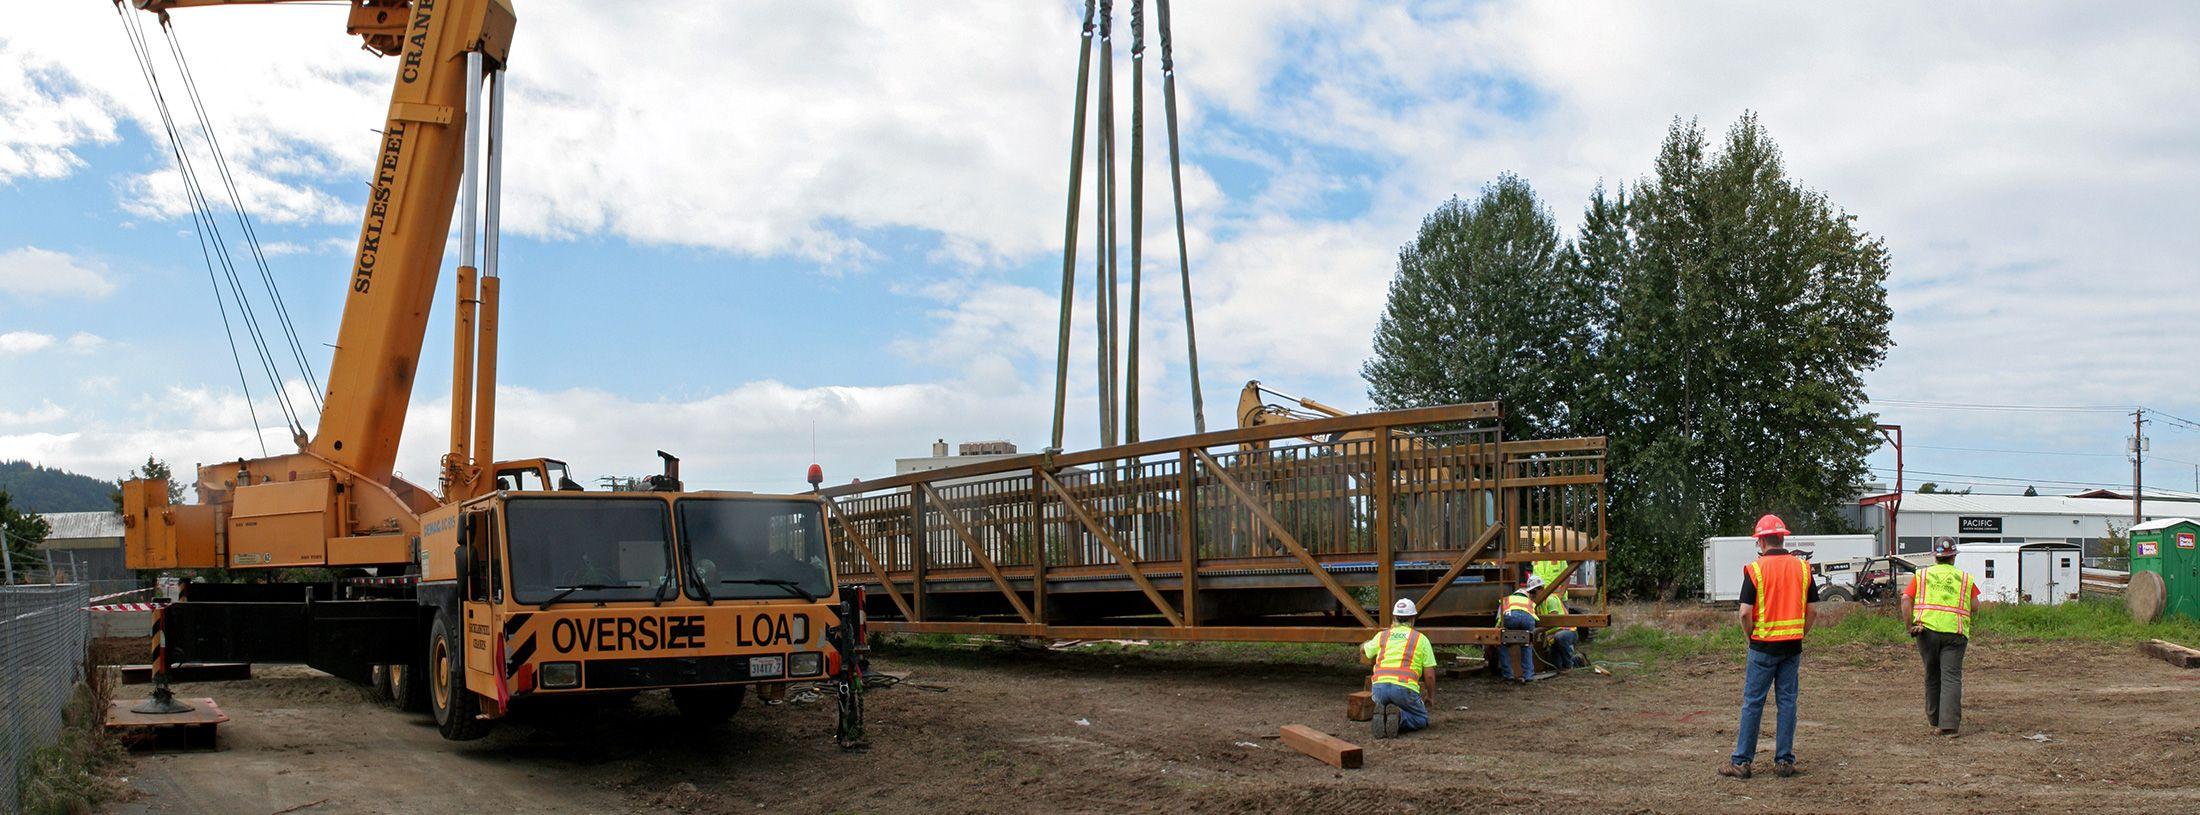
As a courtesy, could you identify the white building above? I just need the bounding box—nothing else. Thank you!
[894,439,1025,477]
[1858,492,2200,561]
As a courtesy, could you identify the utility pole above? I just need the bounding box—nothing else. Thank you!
[2,525,14,585]
[2130,408,2149,525]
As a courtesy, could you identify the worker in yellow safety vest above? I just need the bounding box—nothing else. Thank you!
[1495,574,1543,684]
[1721,514,1819,781]
[1538,583,1584,672]
[1902,538,1980,736]
[1359,598,1437,738]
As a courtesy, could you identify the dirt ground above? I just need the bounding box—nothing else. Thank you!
[101,635,2200,815]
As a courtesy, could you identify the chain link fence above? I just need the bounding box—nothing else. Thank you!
[1,585,92,815]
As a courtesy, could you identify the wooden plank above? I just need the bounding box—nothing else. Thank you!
[822,500,915,619]
[1280,724,1363,769]
[1375,427,1394,625]
[1193,449,1377,629]
[2144,639,2200,669]
[818,401,1504,497]
[1040,470,1185,627]
[919,483,1037,624]
[1346,690,1374,722]
[1179,449,1199,628]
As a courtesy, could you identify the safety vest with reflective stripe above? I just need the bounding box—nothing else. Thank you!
[1367,626,1426,693]
[1502,591,1539,620]
[1538,592,1571,634]
[1745,553,1809,642]
[1912,563,1976,637]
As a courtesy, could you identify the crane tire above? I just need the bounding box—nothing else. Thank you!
[429,612,492,741]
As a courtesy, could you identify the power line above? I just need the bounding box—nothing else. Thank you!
[1871,399,2130,414]
[1902,443,2122,459]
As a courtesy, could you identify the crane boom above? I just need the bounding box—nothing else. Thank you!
[119,0,517,570]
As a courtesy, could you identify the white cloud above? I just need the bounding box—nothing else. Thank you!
[0,401,66,427]
[0,331,55,355]
[0,247,117,300]
[64,332,108,353]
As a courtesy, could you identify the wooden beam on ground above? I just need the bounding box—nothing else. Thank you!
[822,499,915,620]
[2142,639,2200,669]
[1039,470,1185,627]
[919,483,1037,624]
[1193,449,1377,629]
[1280,724,1363,769]
[1415,522,1504,612]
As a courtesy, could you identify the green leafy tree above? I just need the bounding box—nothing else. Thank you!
[1363,174,1583,440]
[1599,114,1893,596]
[2,489,53,576]
[1917,482,1940,494]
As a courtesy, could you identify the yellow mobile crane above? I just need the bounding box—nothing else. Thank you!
[115,0,864,743]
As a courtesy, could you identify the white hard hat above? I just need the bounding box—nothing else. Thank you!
[1392,598,1419,618]
[1523,574,1547,591]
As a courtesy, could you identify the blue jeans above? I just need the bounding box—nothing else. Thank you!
[1731,648,1801,766]
[1370,682,1429,733]
[1497,610,1537,681]
[1549,628,1582,669]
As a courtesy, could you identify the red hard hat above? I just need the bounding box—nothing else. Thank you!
[1753,514,1790,539]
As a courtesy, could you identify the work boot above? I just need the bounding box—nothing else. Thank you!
[1937,728,1959,738]
[1382,708,1402,739]
[1369,704,1394,740]
[1718,761,1752,780]
[1774,761,1797,778]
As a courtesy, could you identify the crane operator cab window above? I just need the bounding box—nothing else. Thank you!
[503,498,675,605]
[676,499,832,602]
[463,510,503,602]
[496,460,583,492]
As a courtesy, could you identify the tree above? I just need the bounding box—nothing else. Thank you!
[2023,485,2039,497]
[1592,114,1893,597]
[1917,482,1940,494]
[1363,174,1582,440]
[112,455,185,510]
[2,489,52,578]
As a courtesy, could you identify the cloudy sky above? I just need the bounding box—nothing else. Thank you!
[1,1,2196,498]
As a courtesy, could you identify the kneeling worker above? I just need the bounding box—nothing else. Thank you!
[1539,580,1585,672]
[1496,574,1544,683]
[1361,598,1438,738]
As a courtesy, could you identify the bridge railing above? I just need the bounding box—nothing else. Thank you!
[819,402,1608,644]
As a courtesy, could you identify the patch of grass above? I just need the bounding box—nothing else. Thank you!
[1596,597,2200,671]
[16,670,127,815]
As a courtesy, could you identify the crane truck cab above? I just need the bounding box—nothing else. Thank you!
[418,489,846,740]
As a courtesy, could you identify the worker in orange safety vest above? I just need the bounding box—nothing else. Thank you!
[1903,537,1980,736]
[1720,514,1819,780]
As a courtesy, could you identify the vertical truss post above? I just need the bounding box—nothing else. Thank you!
[1375,426,1394,626]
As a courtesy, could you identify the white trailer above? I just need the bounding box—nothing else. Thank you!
[1702,534,1878,602]
[1954,542,2081,605]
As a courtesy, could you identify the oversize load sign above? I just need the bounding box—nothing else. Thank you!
[545,611,812,656]
[1957,516,2002,534]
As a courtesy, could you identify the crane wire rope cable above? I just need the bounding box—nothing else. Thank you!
[1049,0,1099,453]
[1124,0,1144,444]
[1155,0,1205,433]
[113,4,271,455]
[133,14,305,440]
[149,19,308,435]
[160,22,325,415]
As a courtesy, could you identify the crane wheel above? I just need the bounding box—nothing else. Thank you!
[671,685,746,724]
[429,613,492,741]
[390,661,430,712]
[367,665,396,703]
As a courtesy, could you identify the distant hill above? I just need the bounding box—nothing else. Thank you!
[0,460,119,513]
